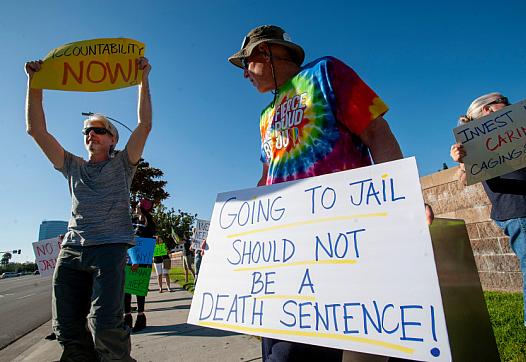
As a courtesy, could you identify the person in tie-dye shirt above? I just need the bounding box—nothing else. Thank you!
[229,25,402,190]
[229,25,422,362]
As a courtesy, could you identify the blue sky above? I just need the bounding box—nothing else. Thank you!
[2,0,525,262]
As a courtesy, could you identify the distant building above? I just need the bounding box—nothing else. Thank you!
[38,220,68,241]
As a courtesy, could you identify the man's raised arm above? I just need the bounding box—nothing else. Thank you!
[126,57,152,165]
[25,60,65,169]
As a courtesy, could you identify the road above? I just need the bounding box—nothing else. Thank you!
[0,275,52,349]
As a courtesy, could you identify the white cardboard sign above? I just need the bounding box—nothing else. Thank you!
[192,219,210,251]
[453,100,526,185]
[188,158,451,361]
[195,219,210,241]
[32,237,62,277]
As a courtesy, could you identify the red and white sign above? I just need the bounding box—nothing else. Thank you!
[32,237,62,277]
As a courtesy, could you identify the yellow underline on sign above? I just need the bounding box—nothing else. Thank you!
[198,321,414,354]
[226,213,388,238]
[254,295,316,301]
[233,259,358,272]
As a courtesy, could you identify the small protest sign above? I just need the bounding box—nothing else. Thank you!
[453,100,526,185]
[187,157,451,361]
[31,38,145,92]
[191,240,201,252]
[193,219,210,251]
[128,237,156,264]
[125,237,155,297]
[125,265,153,296]
[195,219,210,241]
[153,242,168,257]
[32,237,62,277]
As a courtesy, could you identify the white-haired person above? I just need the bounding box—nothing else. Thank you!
[451,92,526,326]
[25,57,152,361]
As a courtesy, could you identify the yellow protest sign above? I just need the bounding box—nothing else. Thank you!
[31,38,145,92]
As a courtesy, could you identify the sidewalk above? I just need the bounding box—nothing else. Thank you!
[0,277,262,362]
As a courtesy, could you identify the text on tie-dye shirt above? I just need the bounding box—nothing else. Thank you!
[260,56,389,185]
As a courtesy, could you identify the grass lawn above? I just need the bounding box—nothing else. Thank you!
[485,291,526,361]
[169,266,196,293]
[169,268,525,360]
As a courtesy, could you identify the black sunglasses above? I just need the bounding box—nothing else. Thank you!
[82,127,111,136]
[241,57,249,69]
[486,97,509,107]
[241,54,266,69]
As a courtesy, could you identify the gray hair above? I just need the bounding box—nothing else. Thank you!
[458,92,506,125]
[83,113,119,143]
[83,113,119,155]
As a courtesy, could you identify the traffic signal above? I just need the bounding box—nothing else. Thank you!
[11,250,21,254]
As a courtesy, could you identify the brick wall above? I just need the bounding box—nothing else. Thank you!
[421,166,522,292]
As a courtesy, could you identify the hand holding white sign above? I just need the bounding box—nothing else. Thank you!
[192,219,211,251]
[453,100,526,185]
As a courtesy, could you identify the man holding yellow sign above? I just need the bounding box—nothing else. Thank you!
[25,40,151,361]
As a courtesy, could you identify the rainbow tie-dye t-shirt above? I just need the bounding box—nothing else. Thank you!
[260,56,388,185]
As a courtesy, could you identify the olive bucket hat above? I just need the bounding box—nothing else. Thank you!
[228,25,305,69]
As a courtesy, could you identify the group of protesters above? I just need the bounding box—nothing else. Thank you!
[25,24,524,362]
[126,199,209,332]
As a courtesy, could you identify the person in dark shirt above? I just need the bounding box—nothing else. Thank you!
[451,92,526,326]
[125,199,156,332]
[182,233,196,283]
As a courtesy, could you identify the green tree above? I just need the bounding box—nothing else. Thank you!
[0,262,38,274]
[130,159,197,249]
[1,252,12,266]
[130,159,169,207]
[20,262,37,273]
[153,206,197,250]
